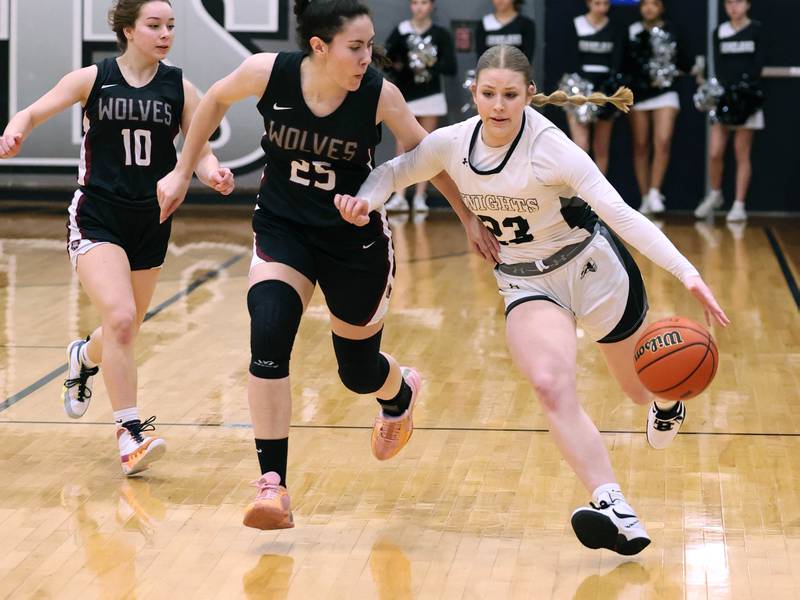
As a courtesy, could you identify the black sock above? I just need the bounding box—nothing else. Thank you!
[255,438,288,486]
[377,380,412,417]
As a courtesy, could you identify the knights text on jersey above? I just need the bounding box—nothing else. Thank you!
[79,58,184,207]
[256,52,383,227]
[426,106,597,263]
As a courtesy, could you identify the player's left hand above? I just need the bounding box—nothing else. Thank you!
[683,274,730,327]
[465,214,501,263]
[209,167,235,195]
[334,193,371,226]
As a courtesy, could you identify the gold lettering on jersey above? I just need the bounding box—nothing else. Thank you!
[462,193,539,213]
[98,98,174,126]
[266,119,358,162]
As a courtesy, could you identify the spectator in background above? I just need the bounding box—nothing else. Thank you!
[384,0,456,213]
[564,0,623,174]
[623,0,692,215]
[475,0,536,62]
[694,0,764,223]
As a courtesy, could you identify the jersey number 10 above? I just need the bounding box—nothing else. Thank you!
[122,129,152,167]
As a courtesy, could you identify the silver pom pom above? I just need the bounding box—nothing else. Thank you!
[648,27,678,89]
[558,72,598,124]
[460,68,476,113]
[406,34,438,84]
[693,77,724,113]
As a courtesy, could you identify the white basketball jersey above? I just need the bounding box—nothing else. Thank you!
[360,105,698,283]
[404,106,595,263]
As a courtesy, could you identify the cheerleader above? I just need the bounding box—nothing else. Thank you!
[384,0,456,212]
[624,0,692,214]
[564,0,623,174]
[694,0,764,222]
[475,0,536,62]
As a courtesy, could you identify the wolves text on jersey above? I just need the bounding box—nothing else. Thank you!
[461,193,540,213]
[98,98,174,126]
[265,119,358,162]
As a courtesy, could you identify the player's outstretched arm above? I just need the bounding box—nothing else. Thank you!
[180,79,234,196]
[158,53,275,222]
[0,66,96,159]
[376,80,500,262]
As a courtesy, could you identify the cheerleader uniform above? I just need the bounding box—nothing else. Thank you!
[385,20,456,117]
[714,20,765,129]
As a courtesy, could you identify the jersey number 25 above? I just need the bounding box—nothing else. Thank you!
[290,160,335,191]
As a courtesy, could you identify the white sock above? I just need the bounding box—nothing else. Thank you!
[648,187,661,195]
[79,342,97,368]
[114,407,140,426]
[710,189,722,198]
[732,199,745,208]
[655,400,678,412]
[592,483,624,505]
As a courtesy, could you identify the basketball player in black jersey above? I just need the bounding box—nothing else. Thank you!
[158,0,498,530]
[0,0,234,476]
[694,0,764,223]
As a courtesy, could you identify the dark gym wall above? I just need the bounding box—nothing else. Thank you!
[545,0,797,213]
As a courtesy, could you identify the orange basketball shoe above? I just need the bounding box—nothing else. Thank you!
[243,472,294,530]
[371,367,421,461]
[117,416,166,476]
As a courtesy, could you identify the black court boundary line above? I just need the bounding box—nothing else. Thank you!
[765,227,800,310]
[2,419,800,438]
[0,253,245,413]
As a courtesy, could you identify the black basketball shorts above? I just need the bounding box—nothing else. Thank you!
[66,190,172,271]
[251,208,395,327]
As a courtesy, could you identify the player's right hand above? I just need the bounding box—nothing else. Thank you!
[334,193,370,227]
[157,170,192,223]
[0,133,23,159]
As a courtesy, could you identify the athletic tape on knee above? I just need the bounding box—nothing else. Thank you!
[247,280,303,379]
[332,329,390,394]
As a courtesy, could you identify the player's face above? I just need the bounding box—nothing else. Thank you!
[410,0,434,21]
[322,15,375,92]
[472,68,534,143]
[492,0,515,14]
[640,0,664,22]
[725,0,750,21]
[587,0,610,18]
[125,1,175,60]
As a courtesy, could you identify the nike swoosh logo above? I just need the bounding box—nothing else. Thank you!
[101,84,118,89]
[273,103,292,111]
[612,508,638,520]
[362,241,376,249]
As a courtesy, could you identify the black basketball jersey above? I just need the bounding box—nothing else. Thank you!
[568,15,622,85]
[79,57,184,207]
[714,20,765,86]
[256,52,383,227]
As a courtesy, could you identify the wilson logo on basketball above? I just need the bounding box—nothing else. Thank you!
[634,331,684,359]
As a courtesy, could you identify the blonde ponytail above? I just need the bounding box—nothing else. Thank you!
[530,86,634,113]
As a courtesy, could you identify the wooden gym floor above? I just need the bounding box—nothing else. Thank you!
[0,204,798,599]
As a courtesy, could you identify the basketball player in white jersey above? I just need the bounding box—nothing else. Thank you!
[0,0,234,476]
[336,45,730,555]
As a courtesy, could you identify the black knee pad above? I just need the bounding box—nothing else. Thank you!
[332,329,390,394]
[247,280,303,379]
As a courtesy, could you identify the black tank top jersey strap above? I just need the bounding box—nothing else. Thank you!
[80,57,184,208]
[256,51,384,228]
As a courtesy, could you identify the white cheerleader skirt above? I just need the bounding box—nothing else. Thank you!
[632,91,680,112]
[406,92,448,117]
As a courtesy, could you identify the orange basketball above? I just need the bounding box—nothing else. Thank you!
[633,316,718,401]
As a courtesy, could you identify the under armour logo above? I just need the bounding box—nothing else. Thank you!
[462,158,468,165]
[508,283,520,290]
[580,258,597,279]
